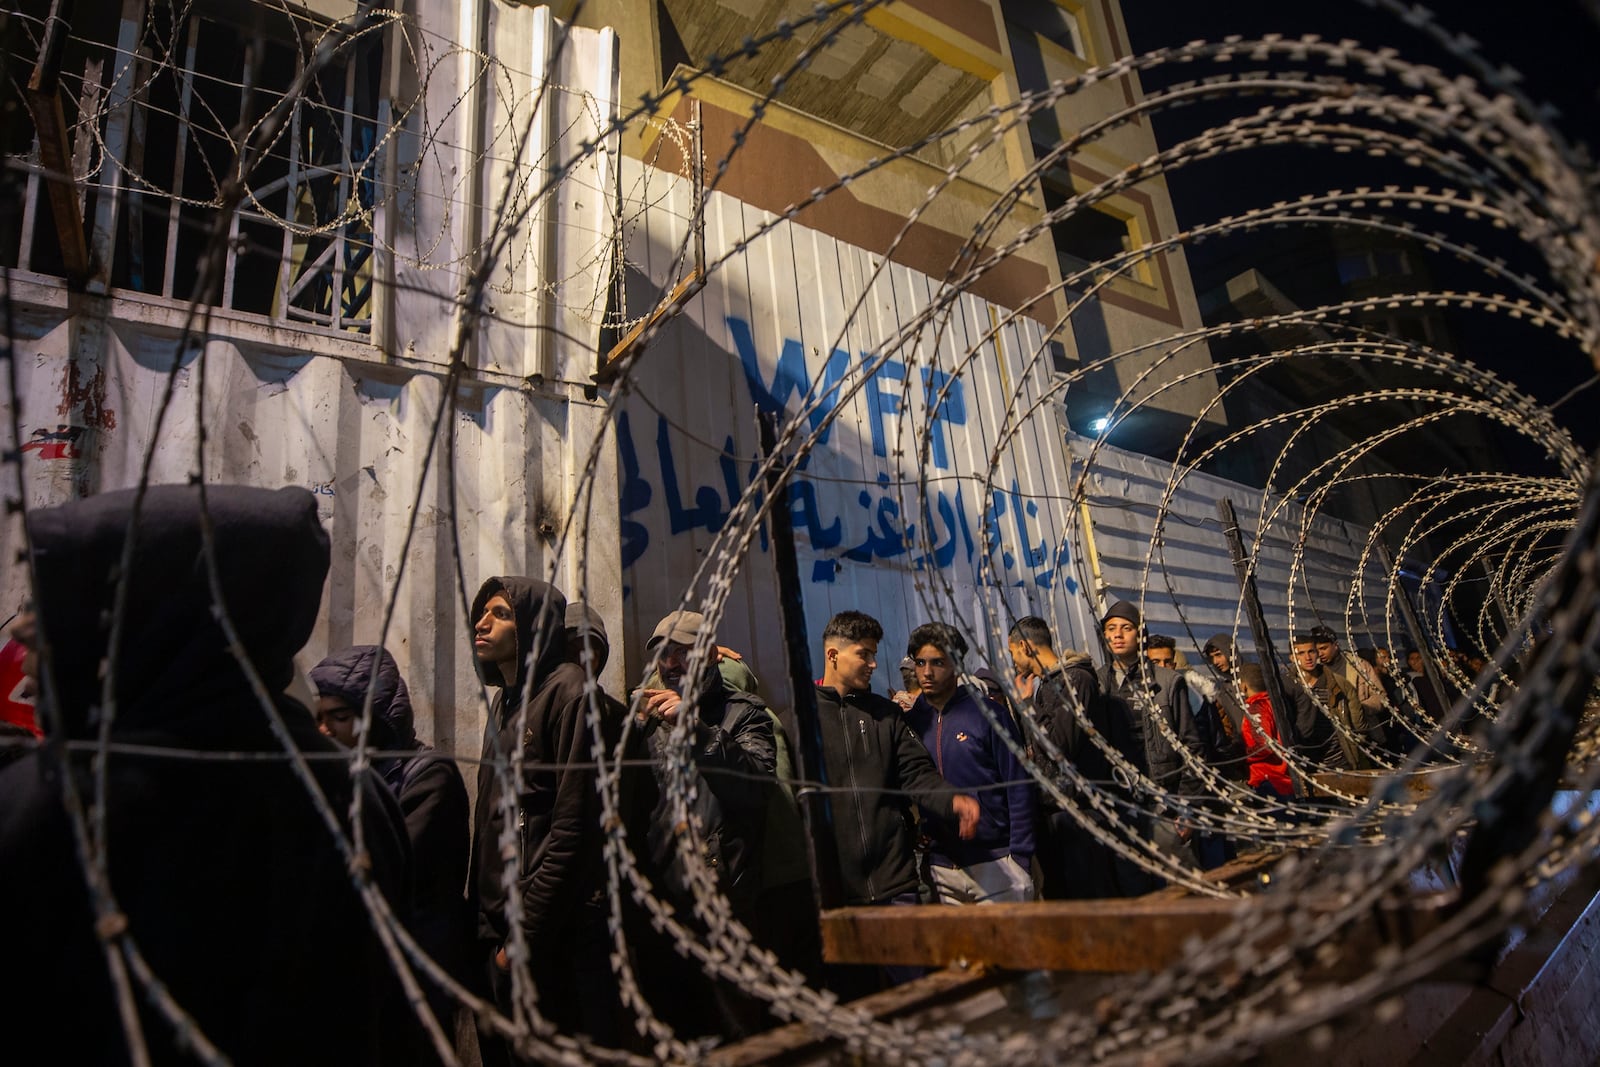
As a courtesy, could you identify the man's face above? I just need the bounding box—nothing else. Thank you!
[912,643,958,703]
[1375,649,1392,673]
[828,637,878,692]
[658,640,692,691]
[474,593,518,669]
[1208,648,1232,674]
[1146,646,1175,670]
[1007,637,1031,673]
[1407,651,1423,674]
[1294,642,1319,673]
[1103,618,1139,660]
[1314,640,1338,665]
[315,696,359,747]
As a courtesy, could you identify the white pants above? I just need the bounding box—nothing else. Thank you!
[929,855,1034,905]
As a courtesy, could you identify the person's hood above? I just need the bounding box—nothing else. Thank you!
[309,645,417,750]
[25,484,329,739]
[1057,650,1095,672]
[1203,633,1235,659]
[470,576,566,690]
[1184,668,1220,703]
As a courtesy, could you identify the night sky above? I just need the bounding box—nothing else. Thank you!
[1118,2,1600,457]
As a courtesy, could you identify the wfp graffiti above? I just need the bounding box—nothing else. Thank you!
[617,406,1077,593]
[727,316,969,470]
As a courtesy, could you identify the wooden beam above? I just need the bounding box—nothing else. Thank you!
[1311,769,1445,800]
[24,0,91,284]
[705,964,998,1067]
[819,894,1451,974]
[593,268,703,384]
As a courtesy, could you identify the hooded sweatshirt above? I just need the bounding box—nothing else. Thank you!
[0,485,411,1066]
[468,576,607,950]
[311,645,470,966]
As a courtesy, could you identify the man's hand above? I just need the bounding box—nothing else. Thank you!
[1014,672,1036,700]
[640,688,683,724]
[952,795,980,839]
[494,946,510,972]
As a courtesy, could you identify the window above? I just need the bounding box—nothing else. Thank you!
[1002,0,1088,61]
[5,0,382,333]
[1043,181,1132,275]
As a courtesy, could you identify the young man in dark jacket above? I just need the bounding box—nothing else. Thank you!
[0,485,412,1066]
[905,622,1035,905]
[813,611,978,907]
[632,609,775,1039]
[1099,600,1206,880]
[469,575,621,1047]
[311,645,472,992]
[1008,615,1121,899]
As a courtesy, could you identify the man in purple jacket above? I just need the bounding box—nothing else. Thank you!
[904,622,1036,904]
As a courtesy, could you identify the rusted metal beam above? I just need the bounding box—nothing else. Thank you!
[820,894,1451,974]
[705,964,998,1067]
[24,0,91,284]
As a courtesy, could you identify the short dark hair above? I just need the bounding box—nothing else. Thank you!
[1008,616,1053,650]
[908,621,967,662]
[1146,633,1176,651]
[1308,625,1338,644]
[1293,631,1319,646]
[823,611,883,644]
[1237,662,1266,691]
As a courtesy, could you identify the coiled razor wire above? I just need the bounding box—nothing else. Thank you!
[4,0,1600,1063]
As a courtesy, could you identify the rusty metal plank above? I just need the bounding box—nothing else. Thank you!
[705,964,997,1067]
[820,895,1451,973]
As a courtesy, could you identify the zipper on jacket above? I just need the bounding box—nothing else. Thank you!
[841,696,875,901]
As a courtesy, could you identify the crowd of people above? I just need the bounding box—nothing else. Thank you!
[0,485,1489,1063]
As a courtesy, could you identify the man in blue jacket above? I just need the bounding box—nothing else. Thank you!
[904,622,1035,904]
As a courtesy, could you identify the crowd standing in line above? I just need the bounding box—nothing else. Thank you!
[0,484,1492,1062]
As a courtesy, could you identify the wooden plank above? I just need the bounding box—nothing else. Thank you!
[705,964,998,1067]
[820,895,1451,973]
[1146,847,1280,898]
[595,269,703,383]
[1310,769,1446,799]
[24,86,90,283]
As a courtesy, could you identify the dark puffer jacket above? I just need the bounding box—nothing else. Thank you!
[468,577,608,953]
[0,485,411,1066]
[312,645,470,974]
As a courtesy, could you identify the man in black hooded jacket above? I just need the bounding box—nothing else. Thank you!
[468,574,622,1048]
[311,645,471,992]
[0,485,412,1066]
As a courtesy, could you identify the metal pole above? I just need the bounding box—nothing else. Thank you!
[1216,498,1296,751]
[1377,544,1454,725]
[756,407,844,911]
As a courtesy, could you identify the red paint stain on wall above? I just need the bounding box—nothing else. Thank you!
[57,359,117,431]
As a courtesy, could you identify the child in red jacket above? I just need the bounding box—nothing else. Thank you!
[1237,663,1294,800]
